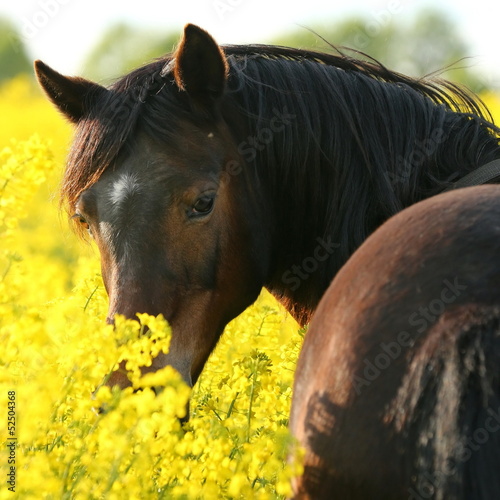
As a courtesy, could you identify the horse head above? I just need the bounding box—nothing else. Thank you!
[35,25,271,392]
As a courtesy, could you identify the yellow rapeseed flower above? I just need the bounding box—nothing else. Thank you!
[0,76,305,499]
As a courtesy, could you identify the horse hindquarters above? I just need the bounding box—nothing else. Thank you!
[389,306,500,500]
[290,186,500,499]
[291,307,500,500]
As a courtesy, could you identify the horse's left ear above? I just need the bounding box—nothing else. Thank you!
[171,24,228,107]
[34,60,107,123]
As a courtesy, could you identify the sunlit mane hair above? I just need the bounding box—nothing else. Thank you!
[62,44,500,263]
[62,45,498,213]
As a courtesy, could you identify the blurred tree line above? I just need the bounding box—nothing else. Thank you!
[80,24,180,84]
[0,9,493,92]
[0,18,32,82]
[272,9,487,92]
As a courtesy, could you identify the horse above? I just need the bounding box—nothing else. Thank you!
[290,184,500,499]
[35,24,500,394]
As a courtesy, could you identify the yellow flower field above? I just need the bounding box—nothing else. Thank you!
[1,74,500,499]
[0,76,303,499]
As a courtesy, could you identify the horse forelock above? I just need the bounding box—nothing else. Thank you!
[60,57,181,215]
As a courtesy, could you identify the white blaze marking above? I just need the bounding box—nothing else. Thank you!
[109,172,140,208]
[103,172,143,265]
[100,218,134,266]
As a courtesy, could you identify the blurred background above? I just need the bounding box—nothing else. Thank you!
[1,0,500,90]
[2,4,500,495]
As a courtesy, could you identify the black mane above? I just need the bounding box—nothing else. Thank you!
[225,44,493,117]
[63,44,500,319]
[63,44,499,209]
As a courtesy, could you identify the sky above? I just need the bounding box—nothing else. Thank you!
[1,0,499,85]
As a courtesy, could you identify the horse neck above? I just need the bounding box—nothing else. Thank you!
[222,56,500,325]
[223,101,345,325]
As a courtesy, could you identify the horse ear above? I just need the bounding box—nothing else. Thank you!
[171,24,228,107]
[34,60,107,123]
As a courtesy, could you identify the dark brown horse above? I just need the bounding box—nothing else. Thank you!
[35,24,500,393]
[291,185,500,499]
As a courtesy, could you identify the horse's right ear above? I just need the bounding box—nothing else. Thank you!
[34,60,107,123]
[170,24,228,109]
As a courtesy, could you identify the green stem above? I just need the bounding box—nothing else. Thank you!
[83,285,99,312]
[246,370,257,443]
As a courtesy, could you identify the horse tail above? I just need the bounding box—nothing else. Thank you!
[389,305,500,500]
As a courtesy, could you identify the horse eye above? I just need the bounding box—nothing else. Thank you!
[71,213,91,233]
[192,195,215,216]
